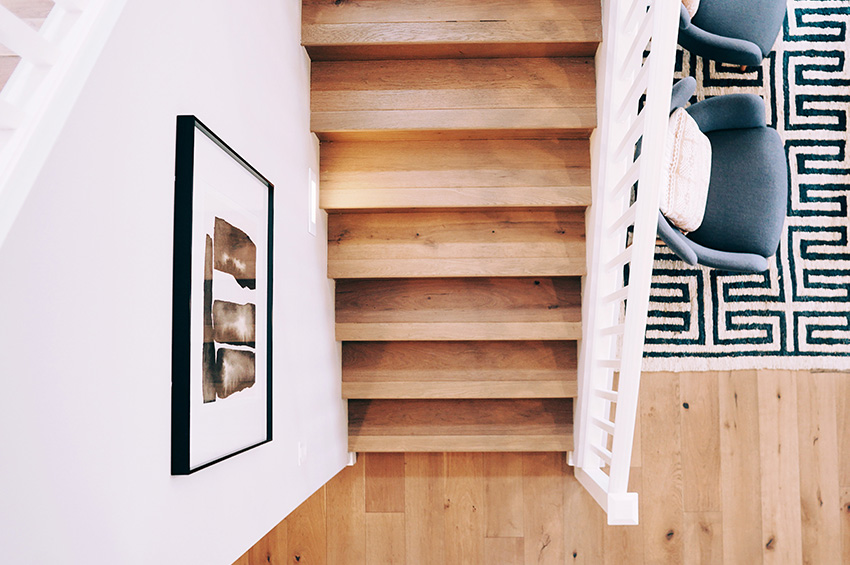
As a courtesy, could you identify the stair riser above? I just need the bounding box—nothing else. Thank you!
[343,340,577,376]
[336,322,581,342]
[321,187,592,210]
[305,42,600,62]
[312,119,595,142]
[343,381,576,399]
[349,436,572,452]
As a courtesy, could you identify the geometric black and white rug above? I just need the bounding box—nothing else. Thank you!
[643,0,850,370]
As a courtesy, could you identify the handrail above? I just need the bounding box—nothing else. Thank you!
[0,0,127,248]
[571,0,679,525]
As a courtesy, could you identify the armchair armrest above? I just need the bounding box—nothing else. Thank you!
[686,93,767,133]
[678,21,764,67]
[684,239,770,273]
[657,213,770,273]
[670,76,696,113]
[679,4,692,29]
[657,213,699,265]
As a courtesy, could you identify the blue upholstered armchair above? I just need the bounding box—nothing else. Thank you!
[678,0,786,66]
[656,77,788,273]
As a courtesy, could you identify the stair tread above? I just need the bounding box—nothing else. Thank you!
[312,57,596,140]
[349,434,572,452]
[304,0,600,26]
[348,398,573,451]
[342,341,577,398]
[303,0,601,60]
[322,187,592,210]
[312,58,596,109]
[313,110,595,142]
[343,381,577,399]
[320,139,591,210]
[336,277,582,341]
[336,322,582,341]
[328,208,586,278]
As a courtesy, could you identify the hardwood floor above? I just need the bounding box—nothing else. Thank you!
[234,370,850,564]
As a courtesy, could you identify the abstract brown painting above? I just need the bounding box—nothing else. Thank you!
[202,217,257,403]
[212,301,256,347]
[215,348,256,399]
[214,217,256,290]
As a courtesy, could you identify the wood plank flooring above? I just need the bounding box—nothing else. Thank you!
[234,370,850,564]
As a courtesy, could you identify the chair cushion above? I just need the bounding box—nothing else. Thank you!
[690,0,786,57]
[682,0,700,18]
[686,126,787,257]
[660,108,712,233]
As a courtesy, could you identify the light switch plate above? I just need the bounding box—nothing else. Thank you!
[308,168,317,236]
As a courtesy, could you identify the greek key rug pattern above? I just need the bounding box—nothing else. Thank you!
[643,0,850,370]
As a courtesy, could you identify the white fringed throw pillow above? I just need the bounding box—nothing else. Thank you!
[682,0,700,18]
[660,108,712,233]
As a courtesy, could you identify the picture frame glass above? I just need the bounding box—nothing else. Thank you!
[172,116,273,474]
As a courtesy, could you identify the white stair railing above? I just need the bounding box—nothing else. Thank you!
[0,0,127,246]
[571,0,679,525]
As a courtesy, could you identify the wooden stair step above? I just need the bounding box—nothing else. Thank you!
[342,341,578,399]
[312,57,596,141]
[319,139,591,210]
[303,0,601,60]
[335,277,581,341]
[348,398,573,452]
[328,208,586,278]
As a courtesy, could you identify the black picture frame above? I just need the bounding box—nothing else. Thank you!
[172,115,273,475]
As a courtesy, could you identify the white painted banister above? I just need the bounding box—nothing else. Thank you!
[0,0,127,247]
[52,0,91,11]
[571,0,679,525]
[0,99,23,129]
[0,4,57,65]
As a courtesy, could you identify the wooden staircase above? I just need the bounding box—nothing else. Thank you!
[303,0,600,453]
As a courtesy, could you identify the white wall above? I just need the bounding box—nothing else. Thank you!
[0,1,347,563]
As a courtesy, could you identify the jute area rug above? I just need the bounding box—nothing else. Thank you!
[643,0,850,371]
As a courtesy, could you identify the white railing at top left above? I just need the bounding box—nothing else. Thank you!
[0,0,128,247]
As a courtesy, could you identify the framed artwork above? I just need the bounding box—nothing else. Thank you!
[171,115,273,475]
